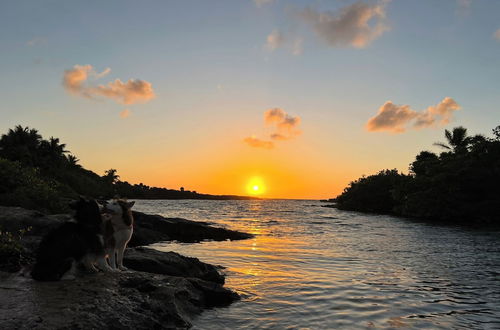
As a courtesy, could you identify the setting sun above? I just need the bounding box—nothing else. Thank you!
[247,177,266,195]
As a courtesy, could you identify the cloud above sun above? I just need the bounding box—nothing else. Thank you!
[63,64,155,105]
[366,97,461,133]
[244,108,302,149]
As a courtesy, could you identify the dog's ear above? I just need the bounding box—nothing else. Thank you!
[127,201,135,209]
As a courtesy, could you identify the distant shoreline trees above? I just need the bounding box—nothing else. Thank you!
[335,126,500,224]
[0,125,255,213]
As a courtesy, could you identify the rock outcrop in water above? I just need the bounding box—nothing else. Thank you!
[0,206,250,329]
[130,211,253,246]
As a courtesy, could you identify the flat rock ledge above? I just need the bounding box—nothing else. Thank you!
[130,211,253,246]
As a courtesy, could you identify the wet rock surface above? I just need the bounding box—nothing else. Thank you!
[0,206,250,329]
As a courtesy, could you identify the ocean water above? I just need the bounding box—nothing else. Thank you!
[133,199,500,329]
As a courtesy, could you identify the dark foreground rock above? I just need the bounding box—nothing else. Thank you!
[0,269,238,329]
[0,206,250,329]
[130,211,253,246]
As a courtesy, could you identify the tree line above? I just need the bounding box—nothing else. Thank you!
[335,126,500,224]
[0,125,253,213]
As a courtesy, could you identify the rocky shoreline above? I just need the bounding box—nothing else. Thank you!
[0,206,252,329]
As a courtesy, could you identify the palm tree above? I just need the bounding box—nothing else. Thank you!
[0,125,42,165]
[38,136,69,169]
[103,169,120,184]
[434,126,470,153]
[65,154,81,168]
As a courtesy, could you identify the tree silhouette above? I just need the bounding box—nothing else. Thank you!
[0,125,42,165]
[433,126,470,153]
[65,154,80,168]
[493,125,500,140]
[103,169,120,184]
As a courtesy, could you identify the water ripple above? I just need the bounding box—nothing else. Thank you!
[136,199,500,329]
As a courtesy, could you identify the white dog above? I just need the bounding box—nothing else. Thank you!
[103,199,135,271]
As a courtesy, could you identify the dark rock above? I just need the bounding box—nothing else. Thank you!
[0,206,246,328]
[130,211,253,246]
[0,206,70,236]
[124,247,225,284]
[187,277,239,307]
[0,270,239,329]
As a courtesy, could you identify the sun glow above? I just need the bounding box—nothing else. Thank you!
[247,177,266,195]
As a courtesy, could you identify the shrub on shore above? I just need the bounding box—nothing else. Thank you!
[0,227,31,272]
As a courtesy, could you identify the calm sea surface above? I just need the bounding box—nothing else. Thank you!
[133,199,500,329]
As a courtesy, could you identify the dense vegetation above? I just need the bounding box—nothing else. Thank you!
[0,126,254,213]
[336,126,500,223]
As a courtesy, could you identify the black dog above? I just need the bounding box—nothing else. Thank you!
[31,197,111,281]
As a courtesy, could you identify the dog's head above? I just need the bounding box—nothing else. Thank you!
[69,196,103,228]
[103,199,135,226]
[103,199,135,215]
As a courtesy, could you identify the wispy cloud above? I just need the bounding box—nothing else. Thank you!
[254,0,274,8]
[292,37,304,55]
[120,109,131,118]
[266,30,285,51]
[244,108,302,148]
[366,97,461,133]
[265,30,303,55]
[264,108,301,135]
[243,136,274,149]
[493,28,500,41]
[26,37,47,47]
[62,64,155,105]
[298,1,390,48]
[456,0,472,16]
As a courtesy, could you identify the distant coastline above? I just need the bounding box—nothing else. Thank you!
[0,125,258,214]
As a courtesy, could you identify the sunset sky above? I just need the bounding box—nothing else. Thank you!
[1,0,499,199]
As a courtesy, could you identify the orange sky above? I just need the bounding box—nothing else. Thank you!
[2,1,497,199]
